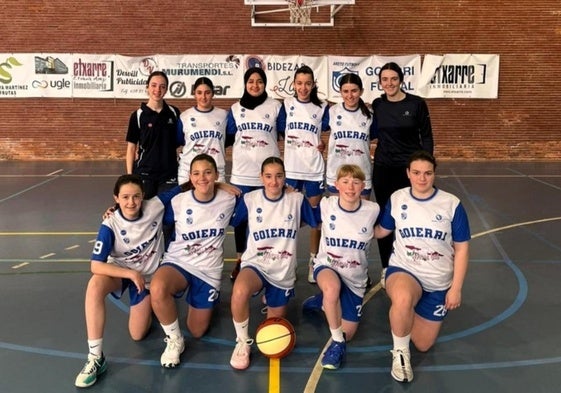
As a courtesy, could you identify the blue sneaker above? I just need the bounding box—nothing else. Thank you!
[302,293,323,313]
[321,340,346,370]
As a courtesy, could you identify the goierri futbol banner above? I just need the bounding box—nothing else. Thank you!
[417,54,500,98]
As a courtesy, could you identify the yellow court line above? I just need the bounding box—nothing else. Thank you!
[269,357,281,393]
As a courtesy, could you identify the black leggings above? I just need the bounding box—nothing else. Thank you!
[372,164,409,268]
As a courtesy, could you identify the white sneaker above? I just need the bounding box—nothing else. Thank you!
[391,348,413,382]
[160,335,185,368]
[230,338,253,370]
[307,256,316,284]
[380,267,387,289]
[74,353,107,387]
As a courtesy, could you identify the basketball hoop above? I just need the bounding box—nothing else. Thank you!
[287,0,312,27]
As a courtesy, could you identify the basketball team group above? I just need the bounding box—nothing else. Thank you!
[74,62,471,388]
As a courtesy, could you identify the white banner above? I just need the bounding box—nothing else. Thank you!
[327,54,422,103]
[72,54,115,98]
[159,54,244,100]
[417,54,499,98]
[0,53,499,100]
[240,55,330,101]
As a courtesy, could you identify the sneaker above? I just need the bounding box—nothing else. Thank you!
[74,353,107,388]
[321,340,346,370]
[230,258,241,281]
[230,338,253,370]
[307,256,316,284]
[390,348,414,382]
[380,267,387,289]
[302,293,323,313]
[160,335,185,368]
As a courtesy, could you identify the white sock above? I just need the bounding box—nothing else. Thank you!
[392,332,411,351]
[161,319,182,338]
[330,326,345,343]
[233,318,250,341]
[87,338,103,357]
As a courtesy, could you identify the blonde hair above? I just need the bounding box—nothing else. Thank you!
[336,164,365,181]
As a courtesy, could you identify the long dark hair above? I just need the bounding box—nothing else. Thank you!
[293,65,322,107]
[339,73,371,119]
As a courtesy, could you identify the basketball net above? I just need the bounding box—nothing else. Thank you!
[288,0,312,27]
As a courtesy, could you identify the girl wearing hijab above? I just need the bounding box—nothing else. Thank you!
[225,67,285,280]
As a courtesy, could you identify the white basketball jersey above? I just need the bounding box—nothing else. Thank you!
[238,189,314,290]
[282,97,329,181]
[314,196,380,296]
[382,187,471,291]
[229,97,282,186]
[92,197,165,277]
[163,188,236,290]
[178,106,228,183]
[326,104,373,189]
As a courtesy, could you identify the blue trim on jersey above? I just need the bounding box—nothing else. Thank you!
[277,104,286,138]
[452,203,471,242]
[92,224,115,262]
[321,105,330,131]
[176,117,185,146]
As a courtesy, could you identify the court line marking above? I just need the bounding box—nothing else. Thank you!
[303,282,383,393]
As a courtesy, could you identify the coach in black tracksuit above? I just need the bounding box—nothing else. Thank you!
[372,62,434,279]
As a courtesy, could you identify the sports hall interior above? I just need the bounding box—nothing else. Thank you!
[2,1,561,393]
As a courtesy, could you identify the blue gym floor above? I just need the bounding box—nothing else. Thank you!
[1,160,561,393]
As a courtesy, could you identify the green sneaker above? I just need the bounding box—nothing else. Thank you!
[75,353,107,388]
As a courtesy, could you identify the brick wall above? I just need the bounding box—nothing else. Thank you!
[2,0,561,160]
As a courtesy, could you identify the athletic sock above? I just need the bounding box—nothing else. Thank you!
[233,318,250,341]
[391,332,411,350]
[87,338,103,357]
[161,319,182,338]
[330,326,345,343]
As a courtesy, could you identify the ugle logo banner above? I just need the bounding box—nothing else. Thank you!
[417,54,500,98]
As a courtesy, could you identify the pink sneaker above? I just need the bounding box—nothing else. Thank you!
[230,338,253,370]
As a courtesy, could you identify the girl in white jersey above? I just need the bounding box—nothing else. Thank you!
[178,77,228,183]
[326,73,376,199]
[229,157,318,371]
[75,174,182,388]
[283,65,330,283]
[226,67,285,281]
[374,150,470,383]
[150,154,238,368]
[303,164,380,370]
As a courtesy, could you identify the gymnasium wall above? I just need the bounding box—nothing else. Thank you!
[2,0,560,161]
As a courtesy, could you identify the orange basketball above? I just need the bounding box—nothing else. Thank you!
[255,317,296,359]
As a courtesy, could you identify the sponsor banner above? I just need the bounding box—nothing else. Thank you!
[115,55,159,99]
[72,54,115,98]
[252,55,329,101]
[1,53,498,100]
[159,54,244,99]
[327,54,421,103]
[0,53,74,97]
[417,54,500,98]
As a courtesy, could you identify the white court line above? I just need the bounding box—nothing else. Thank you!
[46,169,64,176]
[39,253,56,259]
[303,282,383,393]
[64,245,80,250]
[11,262,29,269]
